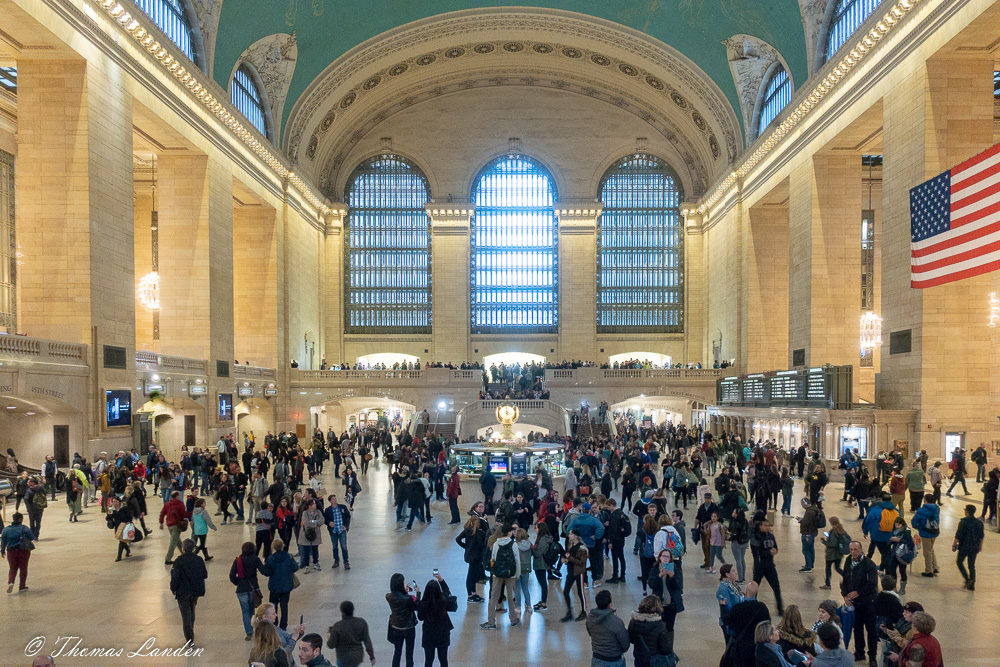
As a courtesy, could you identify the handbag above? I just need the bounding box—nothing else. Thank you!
[292,573,301,590]
[446,594,458,612]
[17,529,35,551]
[637,633,678,667]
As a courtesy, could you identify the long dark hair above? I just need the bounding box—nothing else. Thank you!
[389,572,407,595]
[422,579,447,615]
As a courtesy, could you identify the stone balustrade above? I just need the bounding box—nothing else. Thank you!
[0,335,86,363]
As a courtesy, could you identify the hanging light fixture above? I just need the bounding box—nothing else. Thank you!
[137,271,160,310]
[860,311,882,350]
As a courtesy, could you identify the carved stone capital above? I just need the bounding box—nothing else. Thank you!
[426,203,473,235]
[555,201,602,234]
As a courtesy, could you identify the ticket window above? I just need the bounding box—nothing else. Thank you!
[839,426,868,458]
[453,451,486,475]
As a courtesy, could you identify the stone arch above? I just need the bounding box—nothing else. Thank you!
[748,60,794,143]
[723,35,794,143]
[231,32,298,142]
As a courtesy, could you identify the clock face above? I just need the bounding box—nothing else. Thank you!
[498,405,516,421]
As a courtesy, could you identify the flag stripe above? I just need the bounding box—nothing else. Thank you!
[911,248,1000,281]
[951,160,1000,195]
[952,197,1000,229]
[911,236,1000,271]
[912,219,1000,258]
[911,257,1000,288]
[951,179,1000,214]
[952,142,1000,181]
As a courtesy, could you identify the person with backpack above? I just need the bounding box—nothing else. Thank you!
[1,512,35,594]
[797,497,822,573]
[636,515,658,597]
[819,516,851,589]
[946,449,970,496]
[911,495,940,578]
[886,516,915,594]
[24,477,47,540]
[605,498,631,584]
[863,493,899,569]
[560,528,590,623]
[481,523,520,630]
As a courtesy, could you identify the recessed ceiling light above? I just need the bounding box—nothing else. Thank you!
[25,412,35,416]
[6,405,15,409]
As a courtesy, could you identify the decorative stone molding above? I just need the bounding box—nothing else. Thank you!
[285,8,741,185]
[426,204,473,236]
[555,201,602,235]
[236,32,298,141]
[723,35,791,141]
[324,202,348,235]
[190,0,222,74]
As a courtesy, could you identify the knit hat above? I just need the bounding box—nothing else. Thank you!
[644,489,655,499]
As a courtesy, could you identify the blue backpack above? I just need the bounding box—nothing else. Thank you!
[642,532,655,558]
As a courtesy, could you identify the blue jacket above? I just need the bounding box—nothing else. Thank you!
[0,524,35,554]
[569,513,606,547]
[862,501,897,542]
[910,503,940,539]
[262,549,300,593]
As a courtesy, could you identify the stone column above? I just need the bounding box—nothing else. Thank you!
[426,204,472,364]
[682,206,706,366]
[556,202,601,362]
[788,153,863,391]
[16,58,136,446]
[746,206,790,372]
[321,205,347,365]
[234,202,279,368]
[880,55,996,456]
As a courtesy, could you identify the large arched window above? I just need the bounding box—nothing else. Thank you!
[471,156,558,333]
[231,64,270,140]
[757,65,791,136]
[132,0,197,64]
[598,155,684,333]
[825,0,884,63]
[344,155,431,334]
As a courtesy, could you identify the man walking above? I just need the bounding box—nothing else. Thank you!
[42,455,58,501]
[946,449,970,496]
[953,504,984,591]
[905,462,926,512]
[324,493,351,570]
[159,490,191,564]
[972,443,988,483]
[481,524,520,630]
[23,477,46,539]
[797,497,820,573]
[911,496,941,578]
[326,600,376,667]
[446,466,462,524]
[169,539,208,645]
[840,541,878,667]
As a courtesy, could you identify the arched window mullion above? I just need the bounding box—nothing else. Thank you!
[471,156,558,334]
[131,0,196,65]
[344,155,431,334]
[231,64,270,141]
[824,0,884,64]
[597,155,684,334]
[757,65,791,137]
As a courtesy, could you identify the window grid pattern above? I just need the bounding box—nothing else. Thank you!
[471,156,558,333]
[232,65,268,139]
[758,66,791,134]
[598,155,684,333]
[0,150,15,332]
[826,0,884,62]
[0,68,16,94]
[994,71,999,99]
[344,156,431,334]
[132,0,195,63]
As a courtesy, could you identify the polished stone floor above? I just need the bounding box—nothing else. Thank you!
[2,462,997,666]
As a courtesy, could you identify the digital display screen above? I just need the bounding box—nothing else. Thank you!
[488,460,508,474]
[106,390,131,427]
[218,393,233,420]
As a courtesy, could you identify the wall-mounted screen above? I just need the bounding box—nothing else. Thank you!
[106,390,131,427]
[488,459,508,474]
[218,393,233,420]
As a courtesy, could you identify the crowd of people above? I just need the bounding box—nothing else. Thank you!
[3,416,993,667]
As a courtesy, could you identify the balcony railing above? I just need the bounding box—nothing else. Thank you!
[234,365,276,380]
[0,335,86,363]
[294,368,480,384]
[135,351,207,374]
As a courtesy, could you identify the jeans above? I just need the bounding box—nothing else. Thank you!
[852,603,877,660]
[515,573,532,609]
[299,544,319,567]
[269,590,290,630]
[177,595,197,642]
[406,504,424,529]
[709,545,726,567]
[395,499,408,522]
[857,499,870,521]
[731,542,748,581]
[26,508,42,539]
[957,550,978,583]
[591,658,626,667]
[533,568,549,603]
[976,463,986,483]
[781,493,792,515]
[233,491,245,519]
[329,530,349,563]
[236,591,255,636]
[390,627,415,667]
[423,645,448,667]
[160,486,171,504]
[707,457,716,475]
[801,534,816,569]
[824,557,843,586]
[947,474,969,495]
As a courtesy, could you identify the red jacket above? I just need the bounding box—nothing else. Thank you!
[900,633,942,667]
[446,472,462,499]
[159,498,189,527]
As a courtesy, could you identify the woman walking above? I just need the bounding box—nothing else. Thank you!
[109,496,133,562]
[417,572,453,667]
[638,515,658,596]
[819,516,850,589]
[297,498,324,570]
[262,537,299,631]
[560,528,589,623]
[386,572,420,667]
[628,594,673,667]
[275,496,295,551]
[531,522,557,610]
[229,541,266,640]
[66,470,83,522]
[455,505,489,602]
[1,512,35,593]
[191,498,217,561]
[217,472,234,525]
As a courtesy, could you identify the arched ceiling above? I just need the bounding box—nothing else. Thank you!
[213,1,808,137]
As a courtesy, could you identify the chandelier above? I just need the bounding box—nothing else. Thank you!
[860,311,882,350]
[137,271,160,311]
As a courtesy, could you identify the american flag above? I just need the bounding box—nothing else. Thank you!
[910,141,1000,288]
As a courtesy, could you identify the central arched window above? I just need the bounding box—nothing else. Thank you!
[598,155,684,333]
[757,65,791,136]
[471,156,558,333]
[825,0,884,63]
[344,155,431,334]
[231,64,270,140]
[132,0,196,64]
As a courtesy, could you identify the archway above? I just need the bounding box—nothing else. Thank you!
[608,352,672,368]
[0,394,84,468]
[482,352,546,369]
[355,352,419,369]
[609,395,695,429]
[235,398,276,445]
[310,397,416,438]
[137,396,205,462]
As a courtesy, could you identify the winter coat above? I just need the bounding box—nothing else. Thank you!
[416,580,454,648]
[170,552,208,599]
[191,506,217,536]
[298,508,324,546]
[585,607,630,661]
[627,612,672,666]
[455,519,488,564]
[565,542,589,577]
[385,590,420,634]
[911,503,940,539]
[229,553,266,594]
[262,548,299,593]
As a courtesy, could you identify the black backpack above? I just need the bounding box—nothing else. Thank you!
[492,541,518,578]
[542,540,561,567]
[613,510,632,540]
[815,509,827,529]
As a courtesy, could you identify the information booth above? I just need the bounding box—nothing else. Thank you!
[450,442,566,478]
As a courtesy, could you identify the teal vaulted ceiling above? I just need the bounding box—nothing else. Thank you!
[212,0,809,138]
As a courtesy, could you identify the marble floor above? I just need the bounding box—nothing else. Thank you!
[2,463,997,666]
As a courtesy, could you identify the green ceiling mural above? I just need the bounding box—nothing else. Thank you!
[212,0,808,137]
